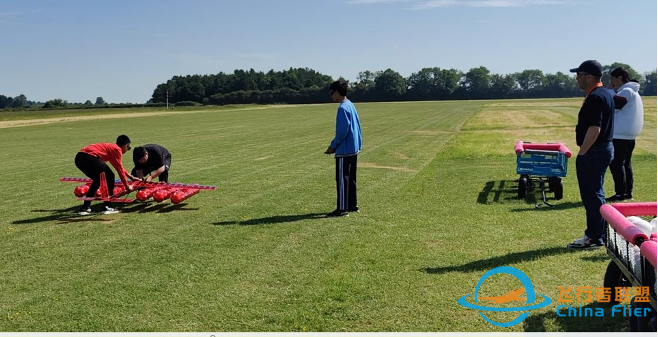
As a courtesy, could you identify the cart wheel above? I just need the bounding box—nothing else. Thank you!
[548,177,557,192]
[553,178,563,200]
[518,176,527,198]
[603,261,632,305]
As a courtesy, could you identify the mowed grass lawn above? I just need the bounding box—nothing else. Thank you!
[0,98,655,332]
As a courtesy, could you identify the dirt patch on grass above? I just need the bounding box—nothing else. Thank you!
[488,127,574,143]
[487,99,582,107]
[360,162,417,172]
[407,130,453,136]
[466,109,571,130]
[394,152,411,160]
[0,106,294,129]
[255,156,272,161]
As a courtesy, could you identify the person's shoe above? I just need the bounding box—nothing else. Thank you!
[348,206,360,213]
[605,195,625,202]
[77,207,92,216]
[102,206,119,215]
[624,193,633,200]
[326,209,348,217]
[567,236,603,249]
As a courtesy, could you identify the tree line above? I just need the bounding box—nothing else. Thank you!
[1,63,656,110]
[149,63,656,105]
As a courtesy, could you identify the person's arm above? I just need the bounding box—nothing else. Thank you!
[613,88,632,110]
[108,149,133,190]
[144,165,166,182]
[329,107,350,150]
[578,126,601,156]
[132,168,144,180]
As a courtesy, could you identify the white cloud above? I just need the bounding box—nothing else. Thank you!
[415,0,569,8]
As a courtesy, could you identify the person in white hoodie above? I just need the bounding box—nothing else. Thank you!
[606,67,644,202]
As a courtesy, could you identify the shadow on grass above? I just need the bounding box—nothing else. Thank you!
[479,179,583,211]
[523,301,627,332]
[477,180,517,204]
[580,255,611,263]
[213,213,327,226]
[510,201,583,212]
[12,207,115,225]
[420,246,577,274]
[119,202,199,213]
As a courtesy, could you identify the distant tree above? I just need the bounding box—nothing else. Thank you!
[407,68,436,100]
[373,69,407,101]
[514,69,545,92]
[489,74,516,98]
[43,98,68,109]
[644,70,657,96]
[461,66,491,98]
[0,95,13,109]
[602,62,644,86]
[84,100,93,106]
[542,72,579,97]
[434,68,461,98]
[95,97,106,105]
[11,94,27,108]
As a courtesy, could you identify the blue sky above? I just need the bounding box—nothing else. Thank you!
[1,0,656,103]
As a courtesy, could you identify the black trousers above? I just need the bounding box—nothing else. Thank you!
[609,139,635,196]
[131,155,171,182]
[75,152,114,208]
[335,155,358,211]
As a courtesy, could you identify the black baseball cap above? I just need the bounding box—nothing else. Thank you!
[569,60,603,76]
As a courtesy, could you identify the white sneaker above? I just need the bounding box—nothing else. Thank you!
[567,236,603,249]
[102,207,119,215]
[77,207,92,216]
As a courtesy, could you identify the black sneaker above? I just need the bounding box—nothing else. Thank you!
[624,193,633,200]
[605,195,625,202]
[348,206,359,213]
[327,209,348,217]
[567,236,603,249]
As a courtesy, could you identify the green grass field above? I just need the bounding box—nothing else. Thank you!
[0,98,655,332]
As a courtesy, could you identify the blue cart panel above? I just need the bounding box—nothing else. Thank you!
[516,149,568,177]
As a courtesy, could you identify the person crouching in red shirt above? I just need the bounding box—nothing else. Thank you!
[74,135,139,215]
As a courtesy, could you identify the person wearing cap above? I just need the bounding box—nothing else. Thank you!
[605,67,644,202]
[567,60,615,249]
[131,144,172,183]
[74,135,139,215]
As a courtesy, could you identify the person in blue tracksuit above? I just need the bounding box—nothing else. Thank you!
[325,80,362,217]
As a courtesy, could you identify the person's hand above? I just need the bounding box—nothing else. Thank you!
[324,146,335,154]
[125,183,134,192]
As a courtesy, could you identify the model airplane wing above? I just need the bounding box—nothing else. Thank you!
[61,173,216,204]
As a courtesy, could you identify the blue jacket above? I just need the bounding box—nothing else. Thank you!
[330,99,362,157]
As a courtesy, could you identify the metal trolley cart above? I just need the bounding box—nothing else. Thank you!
[600,202,657,332]
[514,141,572,207]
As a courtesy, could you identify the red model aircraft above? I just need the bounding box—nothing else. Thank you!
[61,172,216,204]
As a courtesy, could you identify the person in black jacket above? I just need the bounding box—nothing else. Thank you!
[131,144,172,183]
